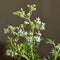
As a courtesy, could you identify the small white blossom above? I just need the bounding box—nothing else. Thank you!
[38,33,41,36]
[24,21,29,24]
[34,8,36,11]
[18,29,27,36]
[37,20,41,24]
[15,38,18,42]
[24,31,27,36]
[42,23,45,26]
[18,29,22,33]
[34,36,41,42]
[15,52,18,55]
[36,17,40,21]
[34,20,41,24]
[41,23,45,30]
[29,32,33,36]
[27,37,32,42]
[33,4,36,7]
[8,25,15,30]
[21,8,23,11]
[27,5,30,7]
[4,28,9,33]
[6,50,11,56]
[34,17,41,24]
[18,29,24,36]
[35,32,41,36]
[41,25,45,30]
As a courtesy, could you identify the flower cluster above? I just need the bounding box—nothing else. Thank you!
[4,4,60,60]
[4,4,45,60]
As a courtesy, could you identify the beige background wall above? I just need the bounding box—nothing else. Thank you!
[0,0,60,56]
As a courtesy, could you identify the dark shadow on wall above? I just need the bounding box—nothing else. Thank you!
[0,0,60,59]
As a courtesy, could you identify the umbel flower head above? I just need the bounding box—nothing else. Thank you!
[4,4,45,60]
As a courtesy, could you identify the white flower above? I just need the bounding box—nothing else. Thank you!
[18,29,23,36]
[36,17,40,21]
[18,29,24,36]
[41,22,45,30]
[35,32,41,36]
[15,52,18,55]
[6,50,11,56]
[24,31,27,36]
[15,38,18,42]
[27,37,32,42]
[37,20,41,24]
[33,4,36,7]
[34,17,41,24]
[18,29,22,33]
[18,29,27,36]
[27,5,30,7]
[42,22,45,26]
[38,33,41,36]
[29,32,33,36]
[4,28,9,33]
[41,25,45,30]
[34,20,41,24]
[21,8,23,11]
[34,36,41,42]
[8,25,15,30]
[24,21,29,24]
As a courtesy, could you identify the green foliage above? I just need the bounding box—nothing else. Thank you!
[47,39,60,60]
[4,4,60,60]
[4,4,45,60]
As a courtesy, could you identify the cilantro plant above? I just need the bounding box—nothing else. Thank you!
[4,4,45,60]
[4,4,60,60]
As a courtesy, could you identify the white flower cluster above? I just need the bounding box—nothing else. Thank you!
[34,17,41,24]
[4,28,9,34]
[27,37,32,42]
[35,31,41,36]
[41,22,45,30]
[8,25,15,30]
[4,4,46,60]
[18,29,27,36]
[34,36,41,42]
[6,49,18,57]
[24,20,29,24]
[34,17,45,30]
[4,25,15,34]
[27,4,36,11]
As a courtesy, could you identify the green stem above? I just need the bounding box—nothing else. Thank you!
[54,52,59,60]
[54,55,58,60]
[30,45,34,60]
[22,55,30,60]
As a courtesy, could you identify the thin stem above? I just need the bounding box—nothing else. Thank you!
[30,44,34,60]
[22,55,30,60]
[54,55,58,60]
[54,51,59,60]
